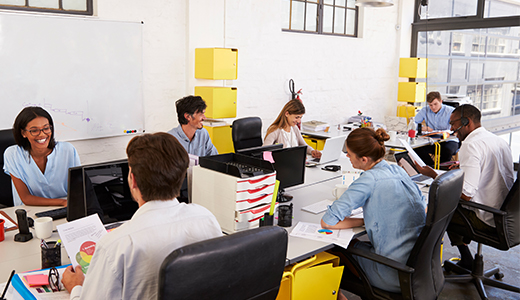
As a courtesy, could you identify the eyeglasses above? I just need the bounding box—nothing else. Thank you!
[449,118,461,126]
[25,125,52,136]
[48,267,60,292]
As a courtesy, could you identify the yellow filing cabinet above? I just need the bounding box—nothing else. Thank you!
[195,86,237,119]
[397,105,417,118]
[399,58,427,78]
[195,48,238,80]
[398,82,426,103]
[204,124,233,154]
[302,136,326,151]
[276,252,344,300]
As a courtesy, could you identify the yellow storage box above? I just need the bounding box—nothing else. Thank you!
[276,252,344,300]
[398,82,426,103]
[204,124,233,154]
[195,86,237,119]
[399,58,427,78]
[397,105,417,118]
[195,48,238,80]
[302,136,326,151]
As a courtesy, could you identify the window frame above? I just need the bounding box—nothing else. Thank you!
[0,0,93,16]
[283,0,359,37]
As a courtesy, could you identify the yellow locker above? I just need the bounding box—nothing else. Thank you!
[399,58,427,78]
[195,86,237,119]
[276,252,344,300]
[204,124,233,154]
[397,105,417,118]
[302,136,326,151]
[195,48,238,80]
[398,82,426,103]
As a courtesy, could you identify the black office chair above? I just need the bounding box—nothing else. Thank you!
[0,129,16,208]
[232,117,263,152]
[157,226,288,300]
[443,166,520,299]
[342,169,464,300]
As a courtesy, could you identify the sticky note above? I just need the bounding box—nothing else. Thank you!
[263,151,275,163]
[24,274,49,287]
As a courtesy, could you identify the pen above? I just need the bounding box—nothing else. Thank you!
[41,239,48,249]
[55,239,62,248]
[0,270,15,300]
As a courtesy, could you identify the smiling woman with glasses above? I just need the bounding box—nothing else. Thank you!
[3,106,80,206]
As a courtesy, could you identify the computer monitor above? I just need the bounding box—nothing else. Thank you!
[236,143,283,159]
[67,159,138,223]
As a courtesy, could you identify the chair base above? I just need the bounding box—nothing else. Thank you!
[444,253,520,300]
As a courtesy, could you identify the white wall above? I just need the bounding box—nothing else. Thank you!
[51,0,410,164]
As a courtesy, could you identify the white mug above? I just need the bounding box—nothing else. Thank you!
[34,217,53,239]
[388,130,397,140]
[332,184,350,200]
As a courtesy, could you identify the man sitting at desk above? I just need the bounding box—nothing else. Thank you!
[414,91,459,166]
[62,133,222,299]
[416,104,514,270]
[167,95,218,157]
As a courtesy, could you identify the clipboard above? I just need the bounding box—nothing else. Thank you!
[0,211,18,231]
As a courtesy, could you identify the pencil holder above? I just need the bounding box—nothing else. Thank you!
[259,213,274,227]
[41,241,61,269]
[278,204,293,227]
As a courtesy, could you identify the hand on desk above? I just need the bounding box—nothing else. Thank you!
[311,150,322,159]
[62,265,85,292]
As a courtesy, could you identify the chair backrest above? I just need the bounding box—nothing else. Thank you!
[232,117,263,152]
[0,129,15,207]
[499,166,520,248]
[405,169,464,300]
[158,226,288,300]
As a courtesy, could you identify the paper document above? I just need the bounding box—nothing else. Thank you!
[56,214,107,273]
[398,138,426,167]
[0,211,17,231]
[301,199,333,214]
[290,222,355,248]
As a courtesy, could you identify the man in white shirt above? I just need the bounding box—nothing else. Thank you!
[416,104,514,270]
[61,132,222,299]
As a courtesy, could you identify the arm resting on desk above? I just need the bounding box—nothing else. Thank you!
[321,218,364,230]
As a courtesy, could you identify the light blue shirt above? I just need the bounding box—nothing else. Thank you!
[322,160,426,292]
[414,104,454,131]
[167,125,218,157]
[3,142,81,206]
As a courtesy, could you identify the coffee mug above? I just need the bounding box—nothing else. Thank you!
[388,130,397,140]
[34,217,53,239]
[332,184,349,200]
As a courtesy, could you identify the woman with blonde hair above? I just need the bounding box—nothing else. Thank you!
[263,99,321,158]
[322,127,426,294]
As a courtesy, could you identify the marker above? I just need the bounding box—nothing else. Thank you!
[269,180,280,216]
[55,239,61,248]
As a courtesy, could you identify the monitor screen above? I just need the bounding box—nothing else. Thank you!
[236,143,283,159]
[67,159,138,223]
[271,145,307,189]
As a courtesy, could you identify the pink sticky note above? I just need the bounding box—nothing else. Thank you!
[263,151,275,163]
[24,274,49,287]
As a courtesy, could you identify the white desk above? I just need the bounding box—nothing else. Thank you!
[0,206,71,281]
[301,127,349,139]
[300,155,355,189]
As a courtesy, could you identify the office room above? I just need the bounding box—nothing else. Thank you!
[0,0,519,299]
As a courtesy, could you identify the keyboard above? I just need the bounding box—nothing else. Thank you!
[35,207,67,220]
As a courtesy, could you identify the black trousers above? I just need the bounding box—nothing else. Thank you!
[414,140,460,166]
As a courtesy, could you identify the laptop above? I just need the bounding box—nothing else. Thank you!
[306,135,347,166]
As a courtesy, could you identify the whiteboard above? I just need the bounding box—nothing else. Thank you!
[0,12,144,141]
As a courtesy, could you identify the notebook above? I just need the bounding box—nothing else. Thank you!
[306,135,347,166]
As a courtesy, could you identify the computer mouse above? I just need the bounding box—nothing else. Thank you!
[27,217,34,228]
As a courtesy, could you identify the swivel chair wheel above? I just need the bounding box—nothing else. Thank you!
[494,272,504,280]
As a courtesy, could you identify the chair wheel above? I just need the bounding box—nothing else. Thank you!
[494,272,504,280]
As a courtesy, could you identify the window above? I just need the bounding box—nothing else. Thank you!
[0,0,92,15]
[282,0,358,37]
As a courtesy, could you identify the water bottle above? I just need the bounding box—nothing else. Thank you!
[408,117,416,139]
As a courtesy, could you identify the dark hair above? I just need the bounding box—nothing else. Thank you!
[176,96,207,125]
[126,132,189,202]
[426,91,441,103]
[12,106,56,151]
[266,99,306,136]
[346,128,389,161]
[453,104,481,125]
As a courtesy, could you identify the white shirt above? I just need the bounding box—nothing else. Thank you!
[459,127,514,227]
[263,126,313,155]
[70,199,222,300]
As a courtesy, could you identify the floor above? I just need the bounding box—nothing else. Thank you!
[342,232,520,300]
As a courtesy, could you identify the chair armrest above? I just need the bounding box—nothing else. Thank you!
[458,200,506,216]
[347,247,415,274]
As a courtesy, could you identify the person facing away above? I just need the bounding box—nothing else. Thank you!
[413,91,459,165]
[321,127,426,293]
[167,95,218,157]
[415,104,514,270]
[263,99,321,159]
[61,132,222,299]
[3,106,80,206]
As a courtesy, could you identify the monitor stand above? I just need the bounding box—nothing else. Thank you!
[277,189,293,203]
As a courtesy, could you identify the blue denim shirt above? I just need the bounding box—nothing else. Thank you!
[167,125,218,157]
[322,160,426,292]
[414,104,454,131]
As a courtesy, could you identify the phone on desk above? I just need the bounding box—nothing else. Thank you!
[439,161,459,171]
